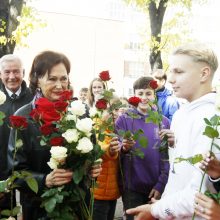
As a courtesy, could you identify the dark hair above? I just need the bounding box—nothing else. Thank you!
[29,51,71,94]
[87,78,105,107]
[133,76,154,92]
[152,69,167,81]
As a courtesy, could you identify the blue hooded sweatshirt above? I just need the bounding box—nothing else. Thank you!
[115,108,170,195]
[156,87,179,122]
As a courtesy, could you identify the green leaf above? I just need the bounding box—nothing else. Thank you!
[0,209,11,216]
[213,142,220,151]
[73,166,84,184]
[40,139,47,146]
[133,148,144,159]
[203,126,219,138]
[174,154,203,165]
[44,197,57,213]
[0,180,7,192]
[123,130,133,139]
[210,115,220,126]
[204,118,211,126]
[0,111,5,125]
[139,136,148,148]
[98,133,105,142]
[25,177,38,194]
[12,206,21,216]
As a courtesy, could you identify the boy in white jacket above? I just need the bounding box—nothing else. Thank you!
[126,43,219,220]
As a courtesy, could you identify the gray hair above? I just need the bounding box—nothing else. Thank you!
[0,54,23,72]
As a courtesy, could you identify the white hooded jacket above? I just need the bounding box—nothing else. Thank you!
[151,93,220,220]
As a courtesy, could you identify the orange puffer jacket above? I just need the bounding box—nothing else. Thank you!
[93,134,121,200]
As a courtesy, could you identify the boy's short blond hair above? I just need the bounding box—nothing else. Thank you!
[172,43,218,74]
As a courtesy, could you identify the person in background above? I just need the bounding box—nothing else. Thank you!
[115,76,170,220]
[118,97,129,116]
[93,96,121,220]
[79,87,88,103]
[87,78,105,108]
[194,152,220,220]
[0,54,33,218]
[126,43,220,220]
[152,69,180,121]
[6,51,102,220]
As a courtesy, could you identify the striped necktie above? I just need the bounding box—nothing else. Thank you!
[11,93,17,99]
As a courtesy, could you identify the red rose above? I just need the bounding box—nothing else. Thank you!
[35,98,55,112]
[41,110,61,123]
[95,99,108,110]
[59,90,73,101]
[34,98,62,123]
[40,123,55,136]
[99,70,111,81]
[50,137,64,146]
[128,96,142,107]
[30,109,40,122]
[54,101,68,112]
[149,80,158,90]
[9,115,28,129]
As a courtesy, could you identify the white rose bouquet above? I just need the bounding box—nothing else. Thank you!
[30,91,103,220]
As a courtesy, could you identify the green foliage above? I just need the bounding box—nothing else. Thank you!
[123,0,206,69]
[205,190,220,204]
[0,1,46,48]
[174,154,204,165]
[0,206,21,217]
[0,111,5,126]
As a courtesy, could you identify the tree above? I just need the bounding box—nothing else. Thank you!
[0,0,24,57]
[0,0,45,57]
[125,0,205,70]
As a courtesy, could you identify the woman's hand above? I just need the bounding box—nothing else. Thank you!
[109,136,120,156]
[195,192,220,220]
[200,152,220,179]
[159,129,175,147]
[122,138,136,152]
[46,169,73,188]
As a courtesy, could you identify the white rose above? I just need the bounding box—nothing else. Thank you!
[69,100,86,116]
[89,107,101,118]
[50,146,68,164]
[0,91,6,105]
[47,158,58,169]
[65,114,76,121]
[62,129,79,143]
[76,118,93,137]
[76,137,93,153]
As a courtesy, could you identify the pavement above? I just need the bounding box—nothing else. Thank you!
[114,197,124,220]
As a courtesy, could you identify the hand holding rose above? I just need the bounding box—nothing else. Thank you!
[109,136,120,156]
[199,152,220,179]
[159,129,175,147]
[195,192,220,220]
[122,138,136,152]
[46,169,73,188]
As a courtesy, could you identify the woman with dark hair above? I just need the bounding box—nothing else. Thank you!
[87,78,105,108]
[7,51,101,220]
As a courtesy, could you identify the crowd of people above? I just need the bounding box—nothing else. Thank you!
[0,42,220,220]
